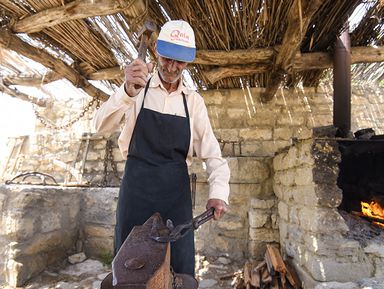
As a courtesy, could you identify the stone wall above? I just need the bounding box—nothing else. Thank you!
[273,134,384,287]
[0,82,384,287]
[0,185,81,287]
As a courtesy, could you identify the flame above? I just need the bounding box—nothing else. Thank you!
[361,201,384,229]
[361,201,384,220]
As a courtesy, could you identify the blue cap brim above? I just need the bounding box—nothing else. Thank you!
[156,40,196,63]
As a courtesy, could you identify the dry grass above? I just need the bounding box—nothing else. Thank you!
[0,0,383,93]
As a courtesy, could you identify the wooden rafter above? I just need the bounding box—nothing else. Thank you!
[0,81,48,107]
[12,0,146,34]
[0,29,109,101]
[262,0,324,102]
[3,71,61,86]
[84,46,384,83]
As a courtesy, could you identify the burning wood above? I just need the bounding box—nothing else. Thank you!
[227,245,301,289]
[350,200,384,229]
[361,201,384,220]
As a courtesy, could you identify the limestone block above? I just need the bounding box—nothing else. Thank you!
[60,259,105,277]
[291,184,342,208]
[248,241,269,260]
[3,210,36,240]
[314,282,359,289]
[274,170,295,187]
[0,192,7,219]
[239,128,273,141]
[6,259,25,287]
[287,223,305,242]
[307,114,332,128]
[299,207,349,234]
[214,128,240,141]
[216,214,244,230]
[364,242,384,257]
[260,179,274,197]
[83,225,114,238]
[303,253,374,282]
[374,258,384,277]
[278,220,288,241]
[247,111,278,126]
[204,91,224,105]
[273,147,297,171]
[84,162,104,172]
[249,228,279,242]
[227,108,248,120]
[271,212,279,229]
[21,230,74,256]
[82,188,118,225]
[304,233,361,257]
[112,148,124,162]
[277,114,305,126]
[229,183,261,204]
[68,252,87,264]
[231,157,270,184]
[294,126,313,140]
[248,210,269,228]
[273,183,286,200]
[273,127,293,140]
[116,162,125,172]
[84,237,114,259]
[289,205,301,225]
[251,198,275,209]
[277,201,289,221]
[40,212,61,233]
[297,141,315,165]
[86,151,102,161]
[294,166,313,186]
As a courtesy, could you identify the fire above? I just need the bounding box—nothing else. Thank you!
[361,201,384,228]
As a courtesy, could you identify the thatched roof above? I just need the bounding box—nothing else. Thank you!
[0,0,383,105]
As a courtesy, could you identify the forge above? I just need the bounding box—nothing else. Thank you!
[273,127,384,287]
[338,136,384,225]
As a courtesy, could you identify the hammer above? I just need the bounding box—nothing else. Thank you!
[137,20,157,60]
[133,20,156,89]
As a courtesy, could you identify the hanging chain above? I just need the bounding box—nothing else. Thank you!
[170,267,183,289]
[101,139,121,187]
[33,97,101,130]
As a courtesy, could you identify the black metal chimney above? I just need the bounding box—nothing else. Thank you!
[333,27,352,138]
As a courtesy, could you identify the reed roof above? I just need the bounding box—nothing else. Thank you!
[0,0,383,103]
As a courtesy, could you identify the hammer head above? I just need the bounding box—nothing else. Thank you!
[138,20,157,38]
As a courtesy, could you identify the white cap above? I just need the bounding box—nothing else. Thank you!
[156,20,196,63]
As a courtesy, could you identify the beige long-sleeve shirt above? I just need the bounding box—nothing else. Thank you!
[93,72,230,204]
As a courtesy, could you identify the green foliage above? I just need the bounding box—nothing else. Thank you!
[100,250,114,266]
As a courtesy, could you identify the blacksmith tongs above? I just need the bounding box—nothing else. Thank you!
[151,208,215,243]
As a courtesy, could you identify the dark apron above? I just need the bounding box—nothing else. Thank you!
[114,81,194,276]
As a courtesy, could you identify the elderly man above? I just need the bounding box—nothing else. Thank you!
[94,20,230,276]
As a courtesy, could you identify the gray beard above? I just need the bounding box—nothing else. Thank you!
[158,69,182,84]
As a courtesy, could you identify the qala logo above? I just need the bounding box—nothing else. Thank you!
[170,30,190,43]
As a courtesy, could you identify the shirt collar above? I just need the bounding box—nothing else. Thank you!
[150,71,191,95]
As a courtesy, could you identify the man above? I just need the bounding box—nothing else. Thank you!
[93,20,230,276]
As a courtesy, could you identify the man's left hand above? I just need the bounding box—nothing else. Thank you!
[206,198,228,220]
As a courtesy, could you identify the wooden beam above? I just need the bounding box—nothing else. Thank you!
[12,0,146,34]
[3,71,61,86]
[0,82,48,107]
[88,67,123,81]
[262,0,324,102]
[205,46,384,84]
[205,64,269,84]
[195,48,275,66]
[0,29,109,101]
